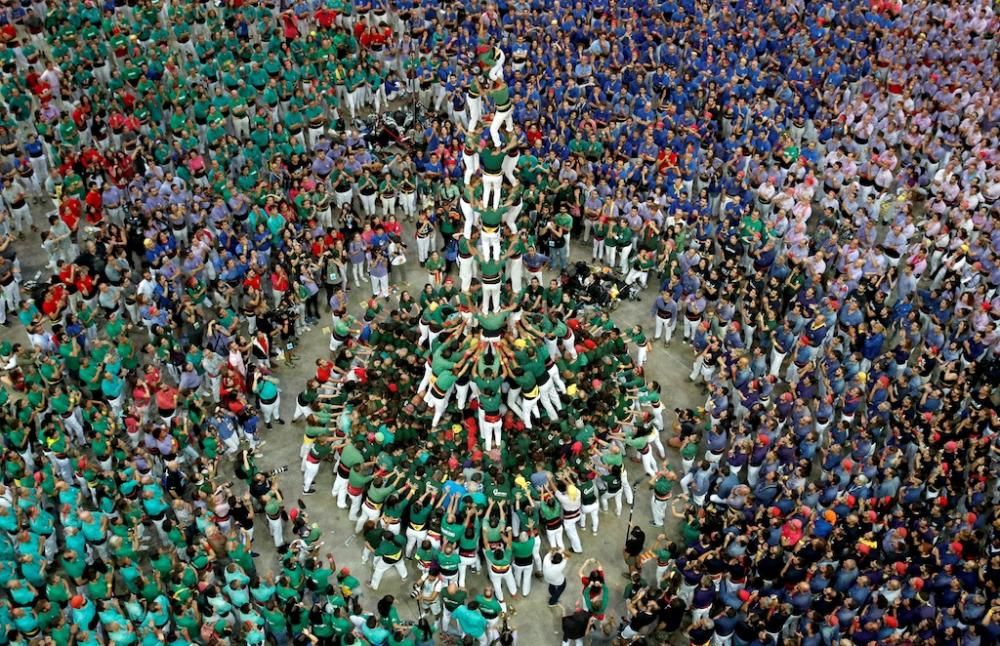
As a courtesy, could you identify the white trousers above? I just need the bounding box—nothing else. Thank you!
[508,258,523,293]
[618,244,633,274]
[425,389,451,428]
[482,172,503,209]
[405,526,427,557]
[482,282,501,313]
[520,396,539,428]
[480,416,502,451]
[502,154,519,186]
[489,108,513,147]
[302,459,320,492]
[371,273,389,298]
[481,229,501,261]
[461,198,478,238]
[459,255,477,291]
[360,193,377,216]
[513,563,532,596]
[260,396,281,424]
[400,192,417,218]
[545,525,565,550]
[651,497,668,527]
[654,316,676,343]
[267,515,285,548]
[416,235,432,262]
[580,502,599,534]
[563,515,582,553]
[468,95,482,131]
[503,201,521,234]
[371,557,408,589]
[463,151,480,186]
[488,568,517,602]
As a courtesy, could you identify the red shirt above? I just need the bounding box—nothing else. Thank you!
[26,73,50,99]
[42,285,66,317]
[75,273,95,297]
[657,148,678,173]
[80,147,104,169]
[281,14,299,40]
[72,105,90,129]
[84,189,103,224]
[315,8,337,28]
[243,273,261,291]
[108,112,127,132]
[0,24,16,45]
[155,386,179,411]
[271,272,289,293]
[58,264,76,285]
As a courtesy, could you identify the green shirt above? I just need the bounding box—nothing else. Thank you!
[480,146,506,173]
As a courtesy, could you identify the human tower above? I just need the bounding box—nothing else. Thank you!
[412,41,575,440]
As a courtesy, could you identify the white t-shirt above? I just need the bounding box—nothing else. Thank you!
[542,553,567,585]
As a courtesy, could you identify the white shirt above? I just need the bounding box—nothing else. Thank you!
[137,277,156,299]
[554,488,581,514]
[542,553,567,585]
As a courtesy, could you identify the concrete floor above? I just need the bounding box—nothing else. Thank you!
[5,208,706,643]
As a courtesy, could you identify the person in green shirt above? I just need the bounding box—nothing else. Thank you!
[404,490,435,558]
[370,530,407,590]
[478,254,506,314]
[482,526,516,602]
[479,139,508,210]
[439,580,466,634]
[600,464,626,516]
[487,77,512,147]
[452,601,488,643]
[649,464,678,527]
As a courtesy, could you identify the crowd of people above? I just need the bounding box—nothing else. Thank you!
[0,0,999,644]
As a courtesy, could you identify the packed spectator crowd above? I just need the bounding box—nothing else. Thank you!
[0,0,999,644]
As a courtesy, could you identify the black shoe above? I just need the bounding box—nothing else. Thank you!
[302,488,316,496]
[277,419,287,425]
[266,423,273,430]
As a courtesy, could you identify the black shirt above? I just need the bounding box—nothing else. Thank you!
[625,527,646,556]
[689,624,714,645]
[630,610,657,631]
[562,611,591,639]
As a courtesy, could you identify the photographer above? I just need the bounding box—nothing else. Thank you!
[412,566,443,619]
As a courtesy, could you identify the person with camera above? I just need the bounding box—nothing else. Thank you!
[411,565,443,620]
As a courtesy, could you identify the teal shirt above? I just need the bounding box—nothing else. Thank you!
[453,605,487,639]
